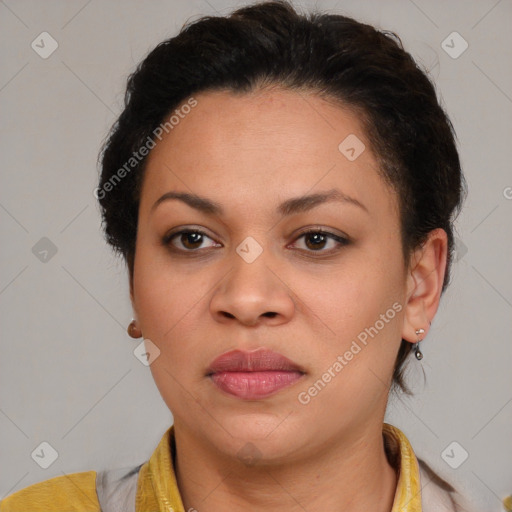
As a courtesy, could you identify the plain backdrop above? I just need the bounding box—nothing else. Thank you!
[1,0,511,510]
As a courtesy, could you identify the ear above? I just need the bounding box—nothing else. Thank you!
[129,271,137,317]
[128,267,138,328]
[402,228,448,343]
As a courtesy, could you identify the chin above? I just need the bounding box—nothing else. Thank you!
[204,411,308,463]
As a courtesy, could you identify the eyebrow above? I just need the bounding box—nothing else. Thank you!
[150,188,368,217]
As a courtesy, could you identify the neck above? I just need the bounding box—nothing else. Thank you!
[173,421,398,512]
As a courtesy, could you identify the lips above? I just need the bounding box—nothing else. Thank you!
[207,349,305,399]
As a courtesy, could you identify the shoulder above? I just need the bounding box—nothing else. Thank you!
[0,471,100,512]
[417,458,477,512]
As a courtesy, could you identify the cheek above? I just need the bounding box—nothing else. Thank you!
[310,254,404,341]
[133,254,210,412]
[133,243,201,336]
[133,247,222,388]
[302,251,406,406]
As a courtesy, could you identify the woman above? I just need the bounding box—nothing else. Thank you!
[1,1,476,511]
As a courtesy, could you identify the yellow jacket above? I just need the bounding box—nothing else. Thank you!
[0,423,472,511]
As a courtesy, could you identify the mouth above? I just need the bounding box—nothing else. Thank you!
[206,348,306,400]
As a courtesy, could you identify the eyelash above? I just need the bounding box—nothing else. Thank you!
[162,227,350,257]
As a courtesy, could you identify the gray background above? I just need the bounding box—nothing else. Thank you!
[1,0,511,510]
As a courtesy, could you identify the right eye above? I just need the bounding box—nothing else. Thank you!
[163,229,220,252]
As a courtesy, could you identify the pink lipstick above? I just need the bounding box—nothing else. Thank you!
[207,349,305,399]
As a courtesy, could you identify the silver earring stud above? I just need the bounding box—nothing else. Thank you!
[414,328,425,360]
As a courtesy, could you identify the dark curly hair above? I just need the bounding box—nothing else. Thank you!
[96,0,466,394]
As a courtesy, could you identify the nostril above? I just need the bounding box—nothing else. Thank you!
[264,312,277,318]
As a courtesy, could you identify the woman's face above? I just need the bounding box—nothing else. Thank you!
[131,88,415,463]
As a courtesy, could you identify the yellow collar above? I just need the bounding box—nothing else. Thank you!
[383,423,422,511]
[135,423,421,512]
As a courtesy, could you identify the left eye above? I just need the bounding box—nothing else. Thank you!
[291,230,349,253]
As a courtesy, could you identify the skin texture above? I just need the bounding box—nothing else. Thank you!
[129,87,447,511]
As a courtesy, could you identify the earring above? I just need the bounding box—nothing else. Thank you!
[414,328,425,360]
[127,319,142,339]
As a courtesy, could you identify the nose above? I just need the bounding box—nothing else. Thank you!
[209,250,295,327]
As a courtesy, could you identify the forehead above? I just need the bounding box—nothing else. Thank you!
[140,87,397,221]
[150,87,367,158]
